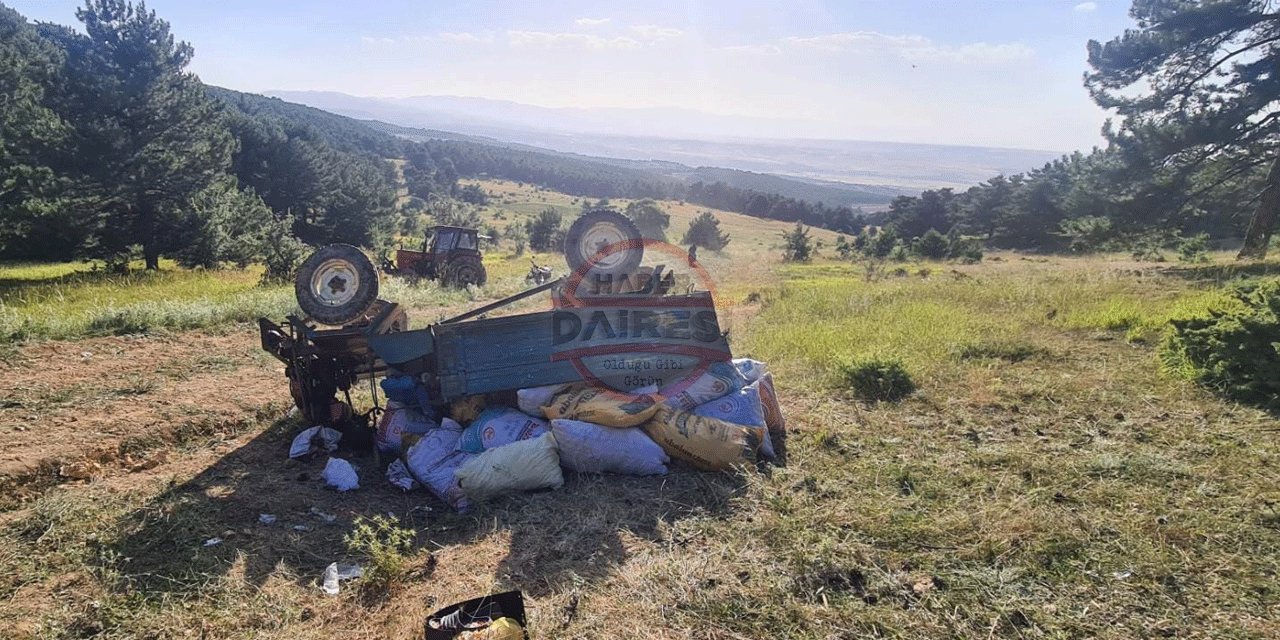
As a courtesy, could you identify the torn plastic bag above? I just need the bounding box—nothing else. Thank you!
[643,406,764,471]
[458,407,550,453]
[732,358,769,385]
[542,385,660,427]
[455,432,563,502]
[323,457,359,491]
[289,426,342,459]
[660,361,745,410]
[381,374,436,418]
[387,458,420,491]
[551,419,668,475]
[321,562,364,596]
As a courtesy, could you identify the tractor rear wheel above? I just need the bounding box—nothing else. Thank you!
[295,244,379,325]
[564,208,644,279]
[445,255,487,288]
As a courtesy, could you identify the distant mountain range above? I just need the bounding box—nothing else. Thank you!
[268,90,831,141]
[362,119,907,207]
[267,91,1064,194]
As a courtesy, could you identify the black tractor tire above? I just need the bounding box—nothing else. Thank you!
[563,208,644,279]
[294,244,380,325]
[445,255,487,288]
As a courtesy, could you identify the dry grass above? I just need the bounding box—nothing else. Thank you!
[1,206,1278,637]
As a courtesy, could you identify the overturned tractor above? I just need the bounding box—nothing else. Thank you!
[259,209,732,441]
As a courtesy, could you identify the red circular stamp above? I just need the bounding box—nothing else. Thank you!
[549,238,731,401]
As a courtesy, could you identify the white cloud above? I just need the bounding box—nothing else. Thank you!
[780,31,1032,63]
[574,17,611,27]
[630,25,684,41]
[507,30,641,50]
[360,36,397,46]
[1073,2,1098,12]
[783,32,929,53]
[720,43,783,55]
[438,31,494,44]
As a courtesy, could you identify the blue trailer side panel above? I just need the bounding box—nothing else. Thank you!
[433,310,581,399]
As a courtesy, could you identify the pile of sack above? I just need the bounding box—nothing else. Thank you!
[375,358,784,511]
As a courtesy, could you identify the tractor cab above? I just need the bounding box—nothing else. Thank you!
[425,225,481,254]
[388,225,488,287]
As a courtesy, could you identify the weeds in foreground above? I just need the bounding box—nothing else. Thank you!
[344,514,418,598]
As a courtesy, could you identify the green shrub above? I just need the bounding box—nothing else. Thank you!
[1162,279,1280,411]
[947,237,985,264]
[865,226,898,259]
[837,357,916,402]
[1177,233,1211,263]
[1060,216,1114,253]
[1128,232,1168,262]
[888,241,910,262]
[912,229,949,260]
[343,514,417,595]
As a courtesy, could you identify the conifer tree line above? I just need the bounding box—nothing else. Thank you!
[882,0,1280,258]
[0,0,448,272]
[4,0,1277,270]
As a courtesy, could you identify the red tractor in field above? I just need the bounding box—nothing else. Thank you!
[381,225,488,287]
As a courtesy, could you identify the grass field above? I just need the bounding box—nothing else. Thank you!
[0,184,1277,639]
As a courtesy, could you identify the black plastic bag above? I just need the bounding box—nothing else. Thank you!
[424,590,528,639]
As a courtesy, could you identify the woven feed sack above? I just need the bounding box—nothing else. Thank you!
[375,400,437,456]
[550,419,669,475]
[643,406,764,471]
[692,381,776,460]
[403,418,473,511]
[516,383,568,416]
[660,361,746,410]
[455,432,564,502]
[458,406,550,453]
[541,385,660,428]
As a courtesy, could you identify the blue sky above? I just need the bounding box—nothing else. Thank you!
[10,0,1135,151]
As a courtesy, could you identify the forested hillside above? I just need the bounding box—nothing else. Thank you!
[876,144,1264,254]
[4,0,1273,271]
[0,1,408,269]
[0,0,868,269]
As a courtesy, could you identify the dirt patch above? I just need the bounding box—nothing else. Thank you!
[0,331,287,505]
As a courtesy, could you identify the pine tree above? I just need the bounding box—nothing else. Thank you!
[526,208,562,251]
[0,5,79,259]
[681,211,731,251]
[59,0,236,269]
[781,221,813,262]
[624,199,670,241]
[1086,0,1280,259]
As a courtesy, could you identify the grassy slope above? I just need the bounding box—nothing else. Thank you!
[0,181,835,339]
[1,185,1278,638]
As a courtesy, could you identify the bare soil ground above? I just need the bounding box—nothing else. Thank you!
[0,331,286,504]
